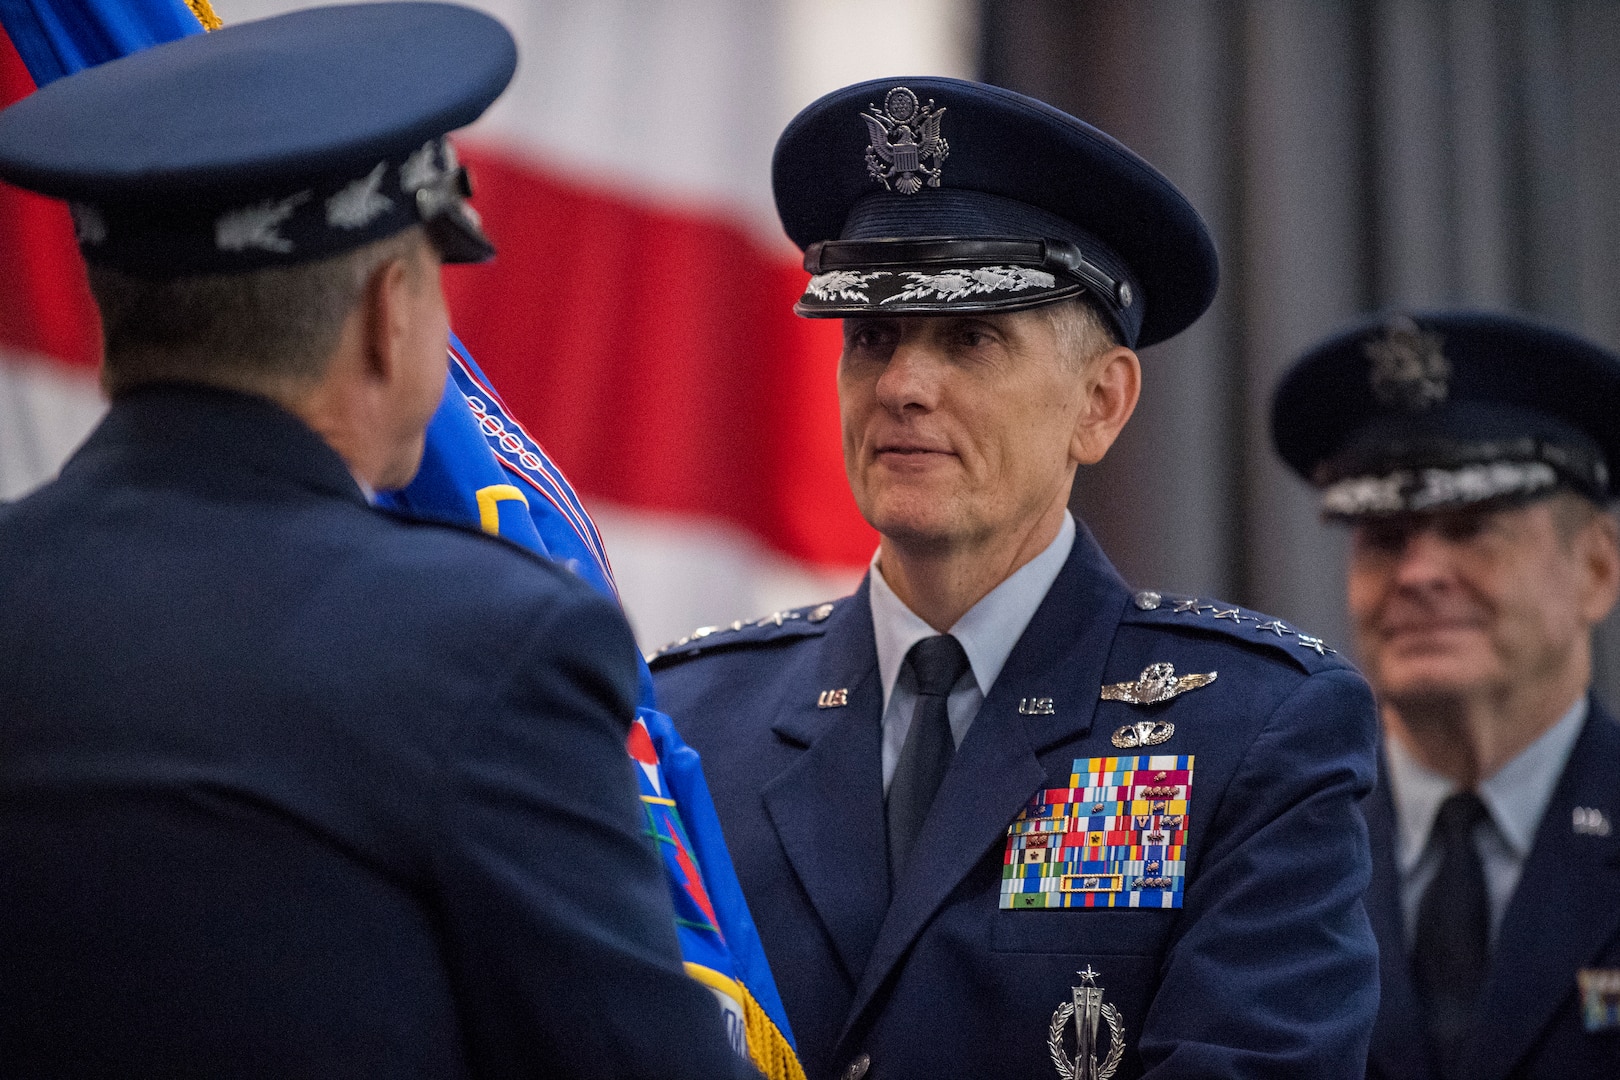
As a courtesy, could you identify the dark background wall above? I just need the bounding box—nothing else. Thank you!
[981,0,1620,701]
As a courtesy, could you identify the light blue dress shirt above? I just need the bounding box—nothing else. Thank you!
[869,511,1076,793]
[1386,695,1587,943]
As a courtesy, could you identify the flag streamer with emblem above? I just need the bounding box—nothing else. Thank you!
[386,342,804,1080]
[0,4,803,1077]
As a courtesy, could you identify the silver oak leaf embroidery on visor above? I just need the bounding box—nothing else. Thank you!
[881,265,1055,304]
[216,190,311,254]
[401,139,447,195]
[1320,461,1560,517]
[806,269,884,302]
[326,162,393,229]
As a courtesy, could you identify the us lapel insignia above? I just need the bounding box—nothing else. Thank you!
[1100,663,1216,706]
[1020,697,1056,715]
[1573,806,1613,836]
[817,688,849,708]
[1577,968,1620,1033]
[1048,966,1125,1080]
[1001,754,1195,910]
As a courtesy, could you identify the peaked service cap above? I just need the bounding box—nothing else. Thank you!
[1272,310,1620,519]
[0,2,518,275]
[773,77,1218,349]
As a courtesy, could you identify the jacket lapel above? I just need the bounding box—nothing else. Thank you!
[1468,701,1620,1080]
[841,527,1129,1042]
[1363,760,1436,1080]
[761,581,891,985]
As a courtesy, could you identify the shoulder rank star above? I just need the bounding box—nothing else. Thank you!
[1099,663,1216,706]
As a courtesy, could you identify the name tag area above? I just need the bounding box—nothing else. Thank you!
[1001,754,1194,910]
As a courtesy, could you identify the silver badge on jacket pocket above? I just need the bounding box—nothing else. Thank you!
[1048,966,1125,1080]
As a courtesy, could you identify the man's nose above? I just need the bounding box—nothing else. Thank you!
[873,339,942,413]
[1391,529,1457,590]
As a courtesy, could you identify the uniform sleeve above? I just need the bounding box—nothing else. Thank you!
[1140,667,1381,1077]
[431,584,759,1079]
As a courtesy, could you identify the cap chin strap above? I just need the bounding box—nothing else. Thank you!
[416,176,494,264]
[407,142,494,264]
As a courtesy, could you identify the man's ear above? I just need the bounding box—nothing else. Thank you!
[359,250,415,384]
[1070,346,1141,465]
[1578,509,1620,625]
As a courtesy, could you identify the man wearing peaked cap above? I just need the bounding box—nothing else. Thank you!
[651,77,1381,1080]
[1273,311,1620,1080]
[0,6,754,1078]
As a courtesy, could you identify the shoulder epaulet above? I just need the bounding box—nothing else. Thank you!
[645,599,842,668]
[1119,589,1353,676]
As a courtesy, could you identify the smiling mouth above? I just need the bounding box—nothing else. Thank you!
[1380,621,1486,642]
[874,448,955,471]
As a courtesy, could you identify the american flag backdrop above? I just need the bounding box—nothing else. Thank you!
[0,0,976,649]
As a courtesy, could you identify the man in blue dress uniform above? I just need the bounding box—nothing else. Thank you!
[1272,311,1620,1080]
[651,77,1381,1080]
[0,6,753,1077]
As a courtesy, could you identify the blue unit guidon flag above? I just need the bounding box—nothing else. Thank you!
[1001,754,1194,910]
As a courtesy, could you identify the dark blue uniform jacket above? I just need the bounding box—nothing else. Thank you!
[0,386,751,1080]
[653,525,1381,1080]
[1364,700,1620,1080]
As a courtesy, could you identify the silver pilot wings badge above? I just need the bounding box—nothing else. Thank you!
[862,87,948,194]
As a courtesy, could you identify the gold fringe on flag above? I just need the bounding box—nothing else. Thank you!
[741,989,808,1080]
[685,962,807,1080]
[184,0,223,30]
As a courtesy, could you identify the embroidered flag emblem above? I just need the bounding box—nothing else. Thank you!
[1000,754,1194,910]
[1578,968,1620,1033]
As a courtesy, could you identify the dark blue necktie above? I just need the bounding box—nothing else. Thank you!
[1412,790,1490,1079]
[886,634,970,887]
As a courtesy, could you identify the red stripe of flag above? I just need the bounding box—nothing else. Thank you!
[0,25,100,371]
[446,142,874,568]
[0,47,876,569]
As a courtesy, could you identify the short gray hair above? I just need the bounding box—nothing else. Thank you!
[89,227,426,398]
[1039,295,1119,371]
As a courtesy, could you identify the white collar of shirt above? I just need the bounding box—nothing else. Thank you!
[1386,695,1587,873]
[869,511,1076,714]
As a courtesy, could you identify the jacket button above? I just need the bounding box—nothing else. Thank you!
[841,1052,871,1080]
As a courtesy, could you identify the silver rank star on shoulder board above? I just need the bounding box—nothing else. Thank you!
[1048,966,1125,1080]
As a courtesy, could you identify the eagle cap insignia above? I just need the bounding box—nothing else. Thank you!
[1365,315,1450,413]
[861,86,948,195]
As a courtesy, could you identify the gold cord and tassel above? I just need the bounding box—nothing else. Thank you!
[742,989,809,1080]
[183,0,222,31]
